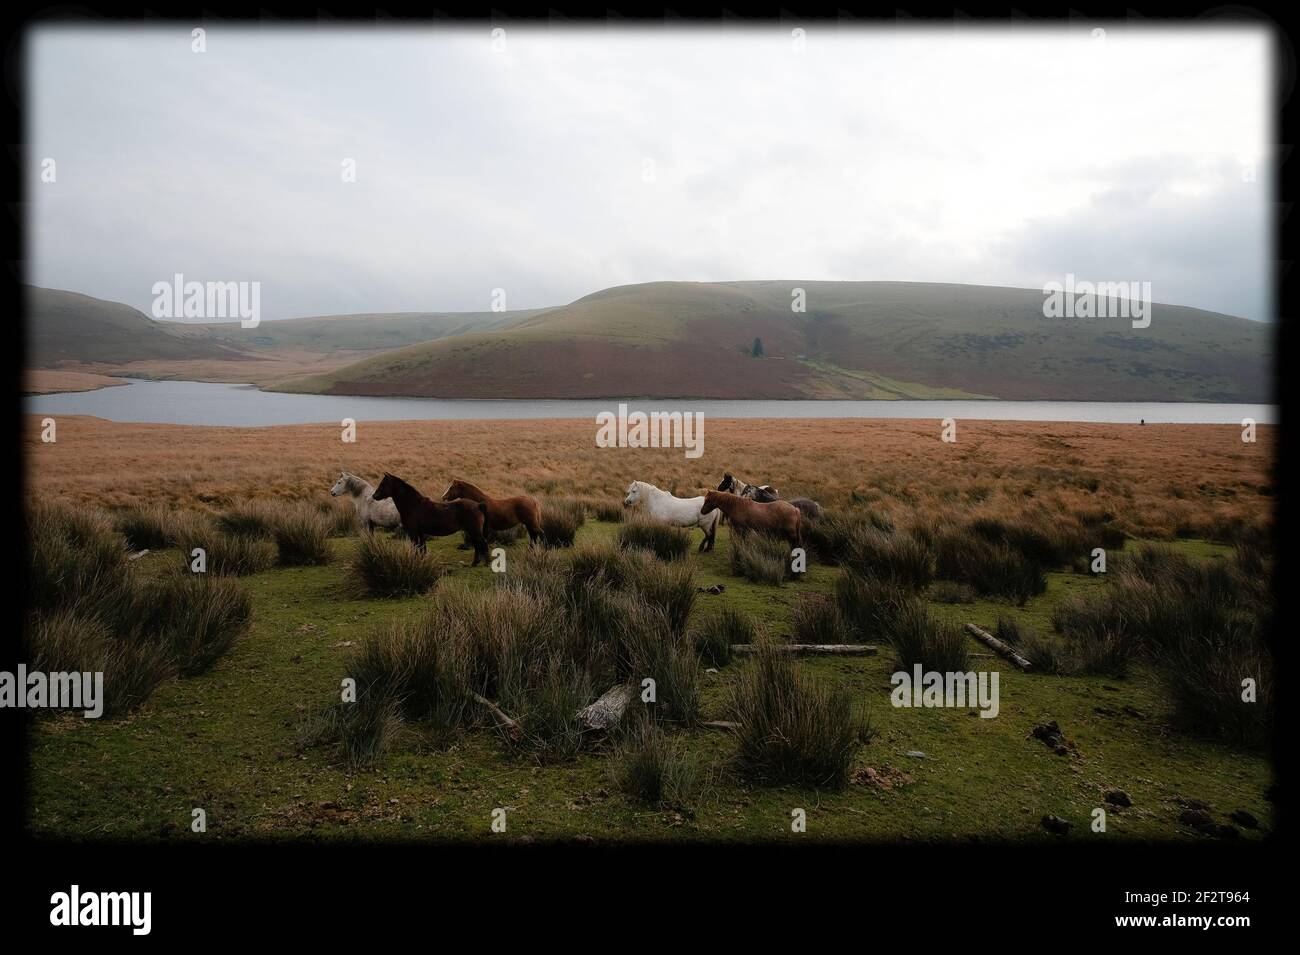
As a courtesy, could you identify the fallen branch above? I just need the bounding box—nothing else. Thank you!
[963,623,1033,672]
[127,549,150,561]
[576,684,634,731]
[732,643,877,656]
[701,720,741,731]
[469,691,524,743]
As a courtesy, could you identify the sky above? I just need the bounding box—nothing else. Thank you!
[27,24,1273,321]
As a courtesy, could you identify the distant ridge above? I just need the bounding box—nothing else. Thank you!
[273,280,1271,402]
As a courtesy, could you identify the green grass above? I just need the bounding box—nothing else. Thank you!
[26,527,1272,843]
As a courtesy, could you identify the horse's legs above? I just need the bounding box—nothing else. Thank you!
[415,535,427,554]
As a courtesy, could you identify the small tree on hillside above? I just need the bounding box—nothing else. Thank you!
[751,337,764,358]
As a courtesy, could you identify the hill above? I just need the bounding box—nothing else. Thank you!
[274,281,1271,401]
[26,287,251,366]
[171,308,545,353]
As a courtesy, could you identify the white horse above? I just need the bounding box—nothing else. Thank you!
[622,480,720,552]
[330,472,401,532]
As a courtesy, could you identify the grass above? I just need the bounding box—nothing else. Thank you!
[728,639,871,788]
[617,514,692,561]
[21,416,1275,843]
[690,606,757,667]
[540,498,586,547]
[24,524,1275,842]
[611,716,706,809]
[26,502,253,716]
[345,531,447,598]
[729,532,795,585]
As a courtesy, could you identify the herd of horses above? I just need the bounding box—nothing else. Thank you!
[329,469,823,564]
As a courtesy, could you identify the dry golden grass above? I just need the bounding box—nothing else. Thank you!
[24,414,1274,543]
[24,370,130,395]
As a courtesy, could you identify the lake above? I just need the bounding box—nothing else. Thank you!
[24,379,1277,427]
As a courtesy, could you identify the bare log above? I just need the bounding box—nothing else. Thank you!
[127,549,150,561]
[469,691,524,743]
[963,623,1033,672]
[576,683,634,731]
[732,644,877,656]
[701,720,741,731]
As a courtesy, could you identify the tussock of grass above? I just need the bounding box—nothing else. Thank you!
[610,716,704,808]
[315,497,360,536]
[728,640,870,788]
[579,496,625,523]
[540,498,586,547]
[271,508,332,566]
[840,525,933,589]
[729,532,795,585]
[346,531,447,598]
[887,602,970,672]
[26,502,253,715]
[216,501,284,538]
[933,527,1046,604]
[115,505,212,551]
[1052,545,1272,742]
[929,580,976,604]
[690,606,757,667]
[618,514,692,561]
[834,571,914,641]
[28,609,174,718]
[791,594,854,645]
[28,502,130,613]
[130,572,254,675]
[177,531,277,577]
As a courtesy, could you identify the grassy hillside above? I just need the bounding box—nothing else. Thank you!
[172,308,546,353]
[27,287,250,366]
[275,281,1271,401]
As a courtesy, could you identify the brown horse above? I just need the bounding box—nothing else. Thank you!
[373,473,489,565]
[441,478,543,544]
[700,490,804,549]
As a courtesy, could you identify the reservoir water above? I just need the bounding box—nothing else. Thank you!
[23,379,1277,427]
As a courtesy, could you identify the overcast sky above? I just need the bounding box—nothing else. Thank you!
[28,25,1271,321]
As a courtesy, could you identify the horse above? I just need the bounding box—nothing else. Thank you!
[622,480,721,552]
[372,473,489,565]
[441,478,543,544]
[700,490,804,549]
[330,472,401,532]
[717,472,779,503]
[717,472,823,523]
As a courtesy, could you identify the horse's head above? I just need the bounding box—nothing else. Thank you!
[700,490,724,515]
[717,473,734,493]
[372,473,396,501]
[623,481,643,508]
[442,479,465,502]
[330,473,349,497]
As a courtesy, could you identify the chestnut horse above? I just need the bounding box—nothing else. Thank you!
[700,490,804,549]
[441,478,543,544]
[717,472,823,523]
[373,473,489,565]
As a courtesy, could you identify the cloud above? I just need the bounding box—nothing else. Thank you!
[26,25,1271,320]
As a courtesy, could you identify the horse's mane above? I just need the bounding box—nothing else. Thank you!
[383,473,421,498]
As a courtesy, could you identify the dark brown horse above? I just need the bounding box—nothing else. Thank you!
[701,490,804,549]
[441,478,543,544]
[373,473,489,565]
